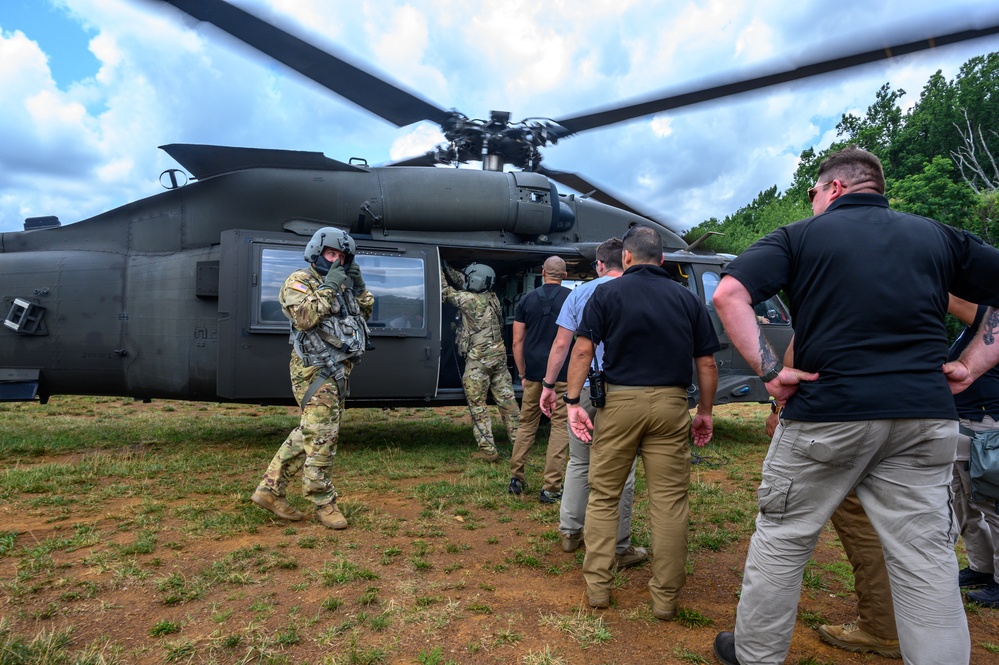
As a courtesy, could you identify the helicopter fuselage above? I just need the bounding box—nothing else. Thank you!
[0,146,791,407]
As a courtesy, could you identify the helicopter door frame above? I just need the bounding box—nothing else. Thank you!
[217,230,441,405]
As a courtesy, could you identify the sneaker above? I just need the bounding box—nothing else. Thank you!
[615,546,648,570]
[250,489,305,521]
[508,477,524,495]
[816,622,901,658]
[561,531,583,553]
[539,489,562,504]
[471,450,500,462]
[967,581,999,608]
[958,566,994,588]
[315,502,348,530]
[713,631,741,665]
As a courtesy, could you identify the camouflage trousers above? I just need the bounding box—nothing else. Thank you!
[257,356,345,507]
[462,357,519,454]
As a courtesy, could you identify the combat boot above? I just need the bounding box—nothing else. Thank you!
[250,489,305,521]
[471,450,500,462]
[316,502,349,530]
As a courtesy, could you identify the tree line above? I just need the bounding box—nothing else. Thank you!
[684,52,999,254]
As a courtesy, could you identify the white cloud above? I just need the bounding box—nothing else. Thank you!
[0,0,997,233]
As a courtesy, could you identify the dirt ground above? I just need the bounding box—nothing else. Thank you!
[2,403,999,664]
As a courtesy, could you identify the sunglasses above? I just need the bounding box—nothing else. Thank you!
[807,181,834,203]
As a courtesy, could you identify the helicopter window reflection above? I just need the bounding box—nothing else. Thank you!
[256,248,426,334]
[700,269,789,331]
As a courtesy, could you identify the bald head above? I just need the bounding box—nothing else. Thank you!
[542,256,567,284]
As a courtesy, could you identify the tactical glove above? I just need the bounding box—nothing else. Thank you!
[345,261,366,293]
[320,263,347,291]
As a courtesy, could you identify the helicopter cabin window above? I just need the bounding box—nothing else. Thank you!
[256,247,426,334]
[699,270,790,332]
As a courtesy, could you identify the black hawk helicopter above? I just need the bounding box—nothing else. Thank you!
[1,0,996,407]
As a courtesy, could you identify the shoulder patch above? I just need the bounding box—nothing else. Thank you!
[289,281,309,294]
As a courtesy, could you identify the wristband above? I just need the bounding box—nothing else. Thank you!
[541,379,555,390]
[562,392,581,405]
[760,362,783,383]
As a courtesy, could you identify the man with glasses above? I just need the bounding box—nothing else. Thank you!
[562,225,719,617]
[711,146,999,665]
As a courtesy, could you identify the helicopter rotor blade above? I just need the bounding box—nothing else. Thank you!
[154,0,452,128]
[538,165,680,232]
[382,152,442,167]
[554,19,999,135]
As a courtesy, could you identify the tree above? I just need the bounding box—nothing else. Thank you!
[837,83,906,164]
[951,108,999,194]
[887,155,977,229]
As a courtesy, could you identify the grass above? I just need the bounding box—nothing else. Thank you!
[7,396,974,662]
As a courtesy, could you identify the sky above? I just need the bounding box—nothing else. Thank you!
[1,0,998,235]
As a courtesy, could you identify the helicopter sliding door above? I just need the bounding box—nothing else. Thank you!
[217,230,440,405]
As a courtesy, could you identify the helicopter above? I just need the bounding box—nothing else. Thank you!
[1,0,996,408]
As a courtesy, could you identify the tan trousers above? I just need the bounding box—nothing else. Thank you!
[582,385,690,612]
[509,379,569,491]
[830,492,898,640]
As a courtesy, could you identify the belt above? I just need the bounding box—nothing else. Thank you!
[605,384,684,392]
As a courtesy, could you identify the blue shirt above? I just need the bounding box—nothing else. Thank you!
[556,275,614,384]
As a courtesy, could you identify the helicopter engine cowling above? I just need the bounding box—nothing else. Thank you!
[358,168,572,237]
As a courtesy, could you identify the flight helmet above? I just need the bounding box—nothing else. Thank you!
[305,227,356,265]
[462,263,496,292]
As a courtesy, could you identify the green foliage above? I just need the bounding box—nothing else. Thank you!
[689,50,998,252]
[888,156,977,228]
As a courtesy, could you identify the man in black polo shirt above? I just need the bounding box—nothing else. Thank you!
[509,256,571,503]
[711,146,999,665]
[563,225,719,617]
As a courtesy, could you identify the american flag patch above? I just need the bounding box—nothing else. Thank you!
[289,281,309,294]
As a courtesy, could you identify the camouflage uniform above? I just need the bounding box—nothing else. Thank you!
[441,264,519,454]
[256,266,373,506]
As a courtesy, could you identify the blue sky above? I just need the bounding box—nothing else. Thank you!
[1,0,998,234]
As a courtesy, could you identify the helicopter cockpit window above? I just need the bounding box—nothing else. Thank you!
[256,248,425,335]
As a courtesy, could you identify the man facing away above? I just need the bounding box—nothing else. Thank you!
[441,260,519,462]
[539,238,647,569]
[564,225,719,617]
[251,227,373,530]
[711,145,999,665]
[509,256,571,503]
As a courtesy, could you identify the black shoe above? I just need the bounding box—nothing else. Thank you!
[713,632,741,665]
[508,477,524,495]
[959,566,993,588]
[539,489,562,504]
[967,581,999,607]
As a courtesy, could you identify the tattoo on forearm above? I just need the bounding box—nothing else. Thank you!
[758,331,779,372]
[985,307,999,346]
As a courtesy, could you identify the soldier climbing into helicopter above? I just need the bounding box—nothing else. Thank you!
[251,228,373,530]
[441,260,519,462]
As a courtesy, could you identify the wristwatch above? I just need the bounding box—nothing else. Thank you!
[541,379,556,389]
[760,362,783,383]
[562,392,581,405]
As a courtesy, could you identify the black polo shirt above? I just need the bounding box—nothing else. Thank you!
[514,283,570,381]
[579,264,720,386]
[723,193,999,421]
[950,305,999,422]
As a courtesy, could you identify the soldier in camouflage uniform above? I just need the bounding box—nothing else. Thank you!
[441,261,519,461]
[251,228,373,529]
